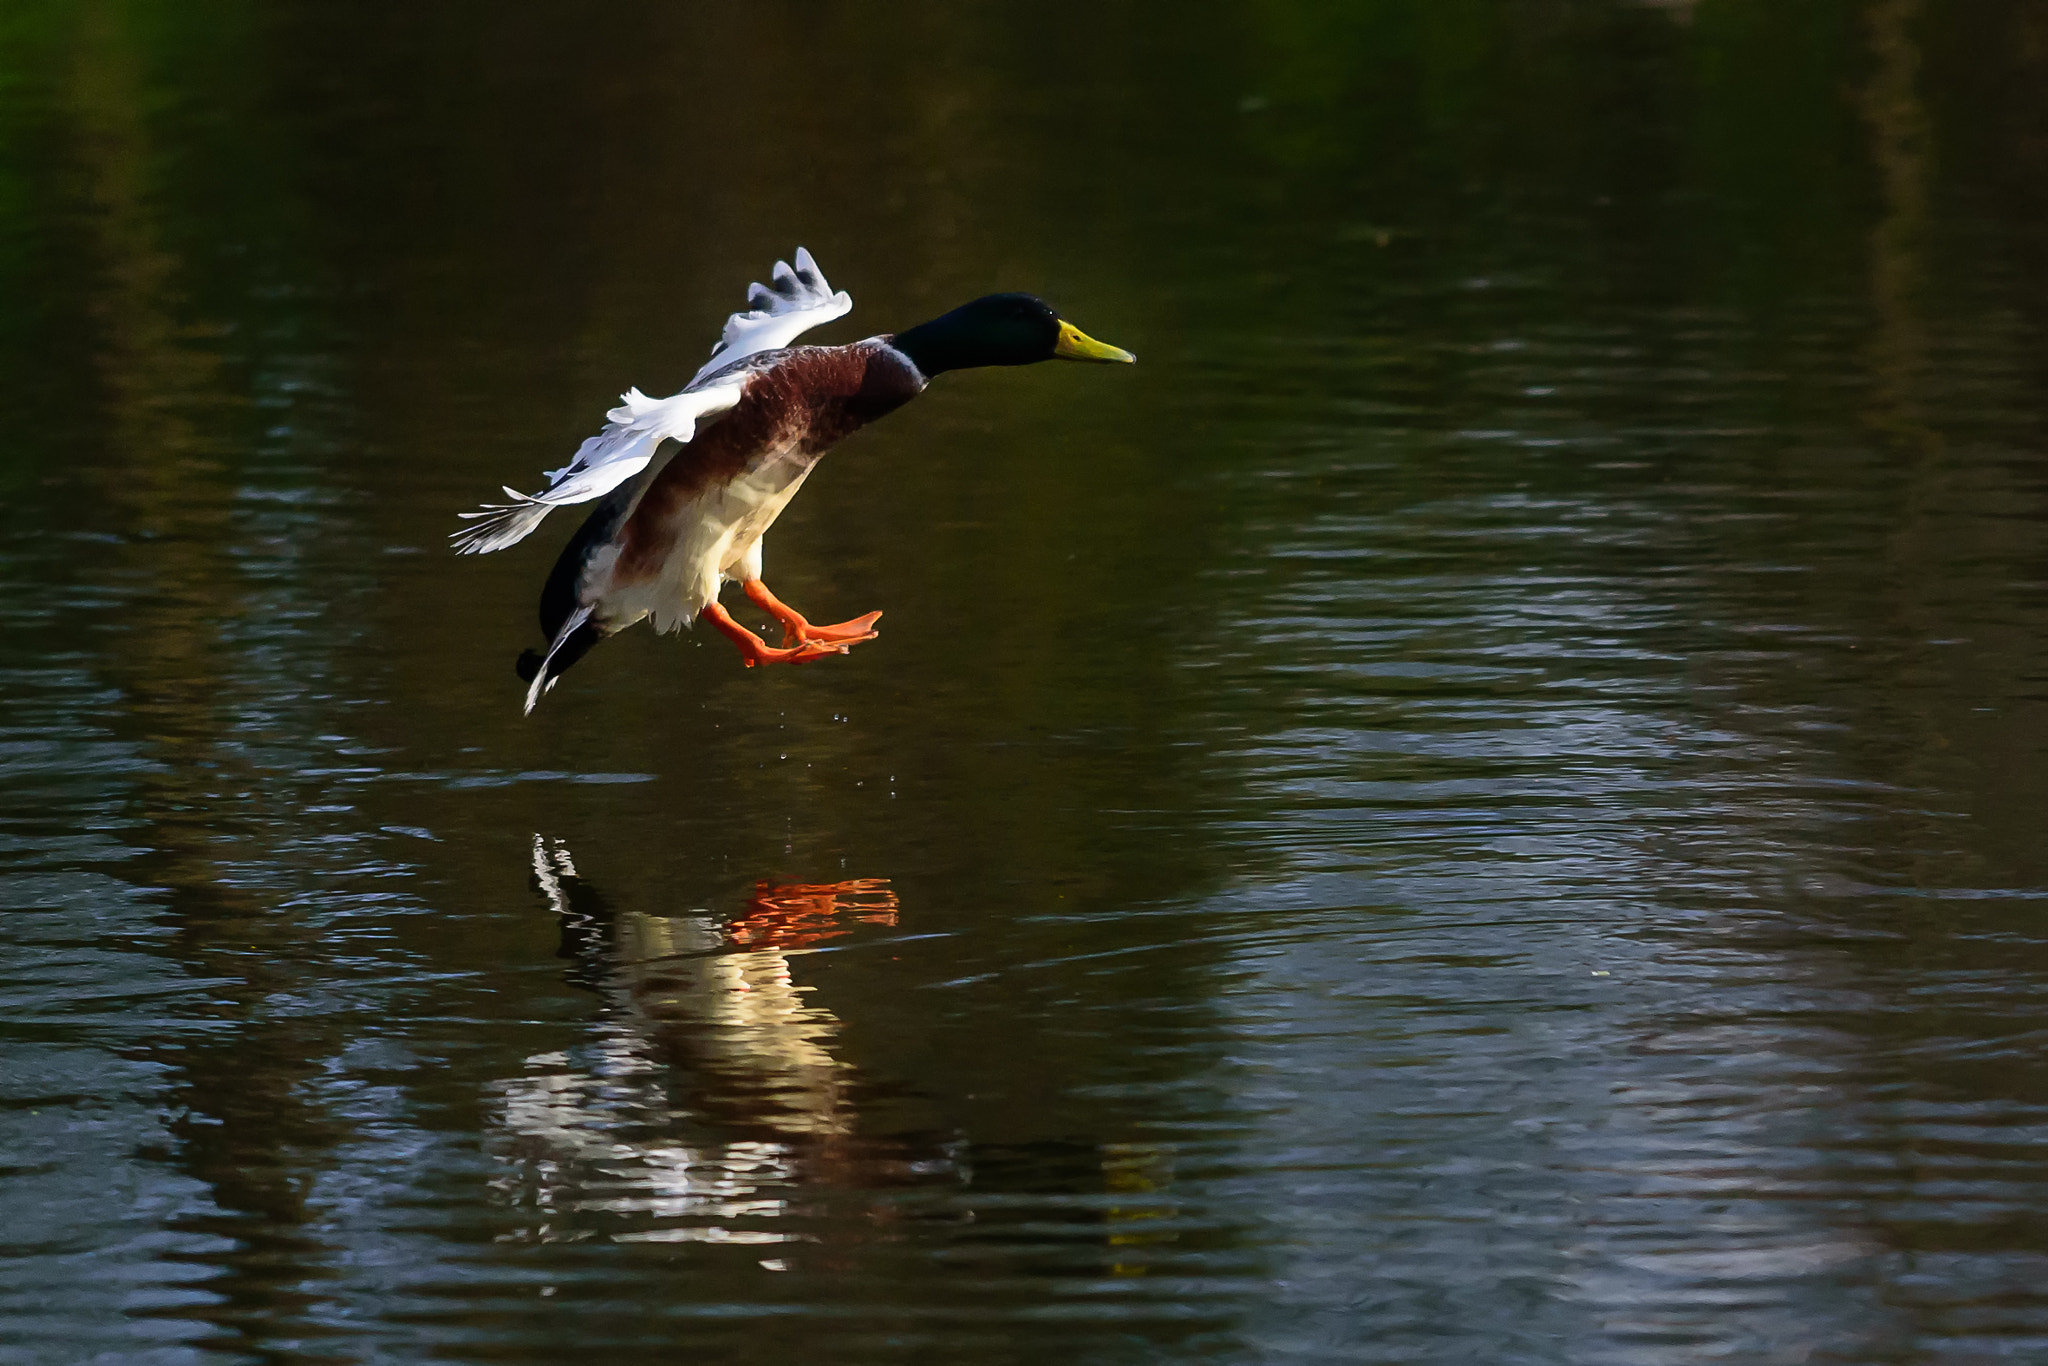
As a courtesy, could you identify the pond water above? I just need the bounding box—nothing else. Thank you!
[6,3,2048,1362]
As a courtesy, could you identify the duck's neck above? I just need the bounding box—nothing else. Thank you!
[888,316,965,379]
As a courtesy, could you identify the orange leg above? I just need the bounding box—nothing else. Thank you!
[702,602,856,668]
[742,578,882,648]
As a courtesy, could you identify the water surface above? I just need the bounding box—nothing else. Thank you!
[5,3,2048,1362]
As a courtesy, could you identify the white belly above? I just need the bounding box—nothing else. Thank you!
[600,447,814,634]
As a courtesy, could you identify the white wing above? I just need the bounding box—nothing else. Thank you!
[688,246,853,386]
[451,379,743,555]
[451,247,853,556]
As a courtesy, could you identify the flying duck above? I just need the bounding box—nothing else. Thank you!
[454,248,1134,714]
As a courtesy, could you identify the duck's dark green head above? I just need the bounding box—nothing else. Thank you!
[891,293,1135,378]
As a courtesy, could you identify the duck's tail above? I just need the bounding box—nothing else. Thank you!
[518,605,605,715]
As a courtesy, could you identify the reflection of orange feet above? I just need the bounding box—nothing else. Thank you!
[703,602,853,668]
[728,878,899,950]
[743,579,881,649]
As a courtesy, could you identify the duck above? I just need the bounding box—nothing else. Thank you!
[453,248,1134,714]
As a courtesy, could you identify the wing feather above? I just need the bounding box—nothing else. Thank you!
[451,246,851,555]
[689,246,852,386]
[451,378,742,554]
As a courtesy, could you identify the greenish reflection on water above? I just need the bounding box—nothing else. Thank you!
[4,2,2048,1362]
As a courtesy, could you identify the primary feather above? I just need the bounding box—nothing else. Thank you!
[690,247,852,386]
[451,247,853,555]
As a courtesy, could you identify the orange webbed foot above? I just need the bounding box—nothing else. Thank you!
[739,638,854,668]
[704,601,867,669]
[785,609,882,646]
[742,579,881,650]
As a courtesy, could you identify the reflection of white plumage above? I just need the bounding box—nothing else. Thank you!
[451,249,852,556]
[524,836,845,1115]
[488,837,935,1249]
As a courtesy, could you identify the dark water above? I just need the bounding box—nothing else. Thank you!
[5,2,2048,1362]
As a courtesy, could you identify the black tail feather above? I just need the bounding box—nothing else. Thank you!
[514,453,666,712]
[517,616,607,713]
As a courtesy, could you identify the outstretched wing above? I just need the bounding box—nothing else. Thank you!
[689,246,853,386]
[451,379,744,555]
[451,246,853,556]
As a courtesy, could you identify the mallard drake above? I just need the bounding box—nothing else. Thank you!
[454,248,1134,713]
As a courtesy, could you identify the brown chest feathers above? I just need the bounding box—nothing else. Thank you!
[621,342,921,556]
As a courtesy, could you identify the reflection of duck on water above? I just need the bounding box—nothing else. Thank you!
[488,837,945,1248]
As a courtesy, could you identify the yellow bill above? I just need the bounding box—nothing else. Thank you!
[1054,319,1136,363]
